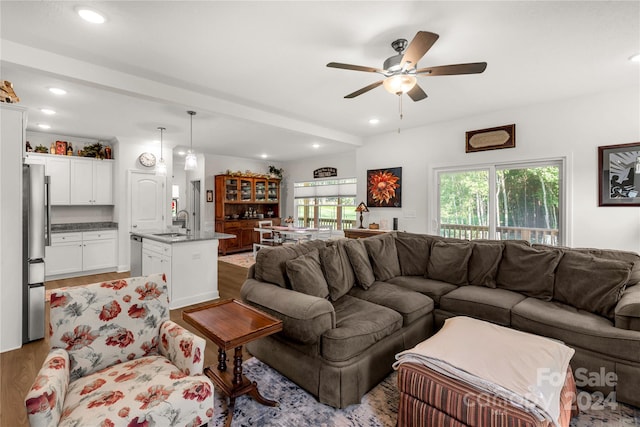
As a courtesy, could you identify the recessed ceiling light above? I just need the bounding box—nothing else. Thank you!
[40,108,56,115]
[630,53,640,62]
[369,118,380,125]
[48,87,66,95]
[77,7,106,24]
[260,154,268,159]
[312,143,320,149]
[177,151,186,156]
[37,123,51,130]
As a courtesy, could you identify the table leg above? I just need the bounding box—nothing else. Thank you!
[233,346,243,386]
[218,347,227,372]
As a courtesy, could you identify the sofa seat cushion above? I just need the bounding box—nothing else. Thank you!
[57,355,213,427]
[386,276,457,305]
[322,295,402,362]
[439,286,526,326]
[348,281,434,325]
[511,297,640,363]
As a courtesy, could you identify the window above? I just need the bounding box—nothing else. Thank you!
[437,160,564,245]
[294,178,357,230]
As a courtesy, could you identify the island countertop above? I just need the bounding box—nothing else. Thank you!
[131,230,235,244]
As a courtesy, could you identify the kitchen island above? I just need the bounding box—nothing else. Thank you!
[131,230,234,309]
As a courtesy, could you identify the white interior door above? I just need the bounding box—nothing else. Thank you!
[130,171,165,231]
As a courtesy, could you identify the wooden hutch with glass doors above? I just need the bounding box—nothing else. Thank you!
[214,174,281,254]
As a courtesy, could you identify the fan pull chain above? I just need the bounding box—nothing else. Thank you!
[398,95,403,133]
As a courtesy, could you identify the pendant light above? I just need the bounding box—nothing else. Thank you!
[184,110,197,171]
[155,126,167,176]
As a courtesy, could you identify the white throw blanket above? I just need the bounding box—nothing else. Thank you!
[393,316,575,426]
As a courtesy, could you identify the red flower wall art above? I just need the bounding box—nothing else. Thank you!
[367,167,402,207]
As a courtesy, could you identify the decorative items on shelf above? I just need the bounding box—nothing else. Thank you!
[268,165,284,179]
[34,144,48,153]
[223,168,284,179]
[26,141,33,152]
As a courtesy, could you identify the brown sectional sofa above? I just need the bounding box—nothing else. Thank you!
[240,232,640,408]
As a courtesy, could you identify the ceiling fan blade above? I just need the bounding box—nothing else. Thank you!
[401,31,439,68]
[327,62,384,74]
[416,62,487,76]
[407,84,428,102]
[344,80,384,98]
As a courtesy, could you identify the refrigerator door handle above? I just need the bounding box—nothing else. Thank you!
[45,175,51,247]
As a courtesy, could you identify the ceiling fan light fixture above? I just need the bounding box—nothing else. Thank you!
[383,74,417,95]
[184,111,198,171]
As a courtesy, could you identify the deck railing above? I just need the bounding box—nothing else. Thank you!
[439,223,559,245]
[295,218,356,230]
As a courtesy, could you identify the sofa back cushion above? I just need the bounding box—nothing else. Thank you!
[468,241,504,288]
[496,242,562,301]
[395,232,431,276]
[345,239,376,289]
[362,232,401,281]
[49,273,169,379]
[320,240,356,301]
[426,241,473,286]
[554,251,633,319]
[286,250,330,299]
[255,240,327,288]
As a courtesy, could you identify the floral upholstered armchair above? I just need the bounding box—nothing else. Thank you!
[25,273,214,427]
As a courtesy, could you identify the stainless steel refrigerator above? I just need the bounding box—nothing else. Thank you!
[23,163,50,343]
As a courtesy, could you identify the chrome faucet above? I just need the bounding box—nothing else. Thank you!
[177,209,190,234]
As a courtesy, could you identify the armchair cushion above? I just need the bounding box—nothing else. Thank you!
[25,349,69,427]
[56,355,213,427]
[159,320,206,376]
[49,273,169,380]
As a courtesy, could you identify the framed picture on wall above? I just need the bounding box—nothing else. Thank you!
[367,167,402,207]
[598,142,640,206]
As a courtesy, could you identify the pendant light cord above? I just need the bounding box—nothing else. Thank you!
[157,127,165,160]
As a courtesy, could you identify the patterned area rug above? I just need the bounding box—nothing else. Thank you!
[219,252,255,269]
[209,358,640,427]
[210,358,397,426]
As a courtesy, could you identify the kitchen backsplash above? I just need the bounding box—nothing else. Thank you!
[51,205,114,224]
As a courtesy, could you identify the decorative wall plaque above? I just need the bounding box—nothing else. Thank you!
[466,124,516,153]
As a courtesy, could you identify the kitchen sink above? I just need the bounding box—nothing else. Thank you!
[152,232,186,237]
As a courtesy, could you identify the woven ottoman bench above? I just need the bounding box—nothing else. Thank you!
[394,317,578,427]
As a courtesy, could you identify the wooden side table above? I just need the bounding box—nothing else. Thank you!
[183,299,283,427]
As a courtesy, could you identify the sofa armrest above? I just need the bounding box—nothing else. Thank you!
[25,349,70,427]
[615,284,640,331]
[241,278,335,344]
[159,320,206,375]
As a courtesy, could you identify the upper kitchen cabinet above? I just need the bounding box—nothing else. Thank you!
[70,158,113,205]
[23,153,113,205]
[24,153,70,205]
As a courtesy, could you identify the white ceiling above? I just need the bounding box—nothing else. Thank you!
[1,1,638,161]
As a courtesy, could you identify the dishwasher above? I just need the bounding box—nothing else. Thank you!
[130,235,143,276]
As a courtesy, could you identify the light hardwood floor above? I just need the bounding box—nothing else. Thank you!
[0,261,249,427]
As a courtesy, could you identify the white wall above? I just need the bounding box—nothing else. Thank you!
[357,86,640,252]
[283,150,357,218]
[114,137,173,272]
[1,105,26,352]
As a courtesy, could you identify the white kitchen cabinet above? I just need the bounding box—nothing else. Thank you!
[23,153,70,205]
[82,230,117,270]
[45,230,117,278]
[70,158,113,205]
[45,233,83,276]
[142,240,172,298]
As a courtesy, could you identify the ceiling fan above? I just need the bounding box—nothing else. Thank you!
[327,31,487,102]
